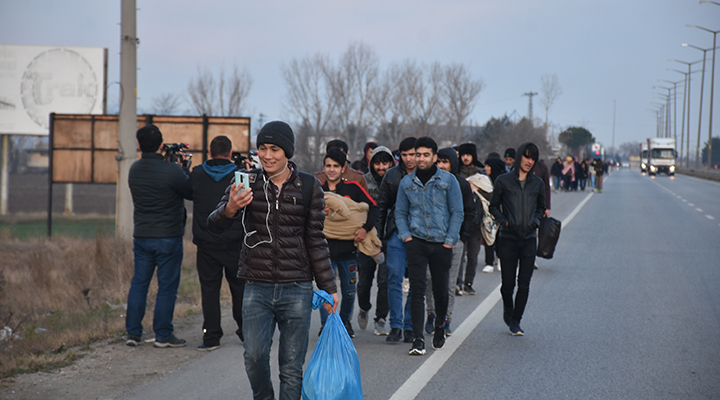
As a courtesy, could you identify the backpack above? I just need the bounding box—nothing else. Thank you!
[298,171,316,213]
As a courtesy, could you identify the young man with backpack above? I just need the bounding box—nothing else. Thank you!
[208,121,338,400]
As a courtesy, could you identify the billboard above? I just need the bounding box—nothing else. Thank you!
[0,44,108,135]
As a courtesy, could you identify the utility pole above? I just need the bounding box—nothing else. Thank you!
[116,0,137,240]
[523,92,538,125]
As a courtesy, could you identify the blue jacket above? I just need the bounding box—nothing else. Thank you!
[394,167,464,246]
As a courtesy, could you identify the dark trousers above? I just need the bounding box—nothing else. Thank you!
[405,238,453,339]
[197,247,245,346]
[357,251,389,321]
[459,232,482,286]
[497,236,537,322]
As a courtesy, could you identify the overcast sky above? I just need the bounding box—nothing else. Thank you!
[2,0,719,154]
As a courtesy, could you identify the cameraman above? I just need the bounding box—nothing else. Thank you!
[189,135,245,351]
[126,124,192,348]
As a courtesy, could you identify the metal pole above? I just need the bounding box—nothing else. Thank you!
[116,0,137,240]
[708,33,717,169]
[696,51,708,169]
[0,134,8,215]
[687,64,692,167]
[612,100,616,153]
[680,75,687,165]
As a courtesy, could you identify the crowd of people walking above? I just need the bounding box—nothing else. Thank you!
[126,120,603,399]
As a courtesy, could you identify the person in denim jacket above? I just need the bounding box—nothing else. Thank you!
[395,137,464,355]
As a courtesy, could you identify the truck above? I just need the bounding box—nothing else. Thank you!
[640,142,648,173]
[646,138,676,176]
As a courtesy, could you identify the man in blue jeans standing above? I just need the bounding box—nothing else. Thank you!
[126,124,192,348]
[208,121,337,400]
[376,137,417,343]
[395,137,464,355]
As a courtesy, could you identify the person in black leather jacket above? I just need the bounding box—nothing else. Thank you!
[489,142,546,336]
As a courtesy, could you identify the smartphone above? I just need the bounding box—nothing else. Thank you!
[235,171,250,193]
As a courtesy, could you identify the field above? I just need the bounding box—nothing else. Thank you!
[0,217,203,378]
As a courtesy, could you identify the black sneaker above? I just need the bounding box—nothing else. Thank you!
[433,325,446,349]
[409,338,426,355]
[424,312,435,335]
[386,327,403,342]
[154,335,187,348]
[403,329,413,343]
[509,321,525,336]
[344,320,356,338]
[126,334,142,347]
[197,343,221,352]
[463,284,476,295]
[503,307,514,327]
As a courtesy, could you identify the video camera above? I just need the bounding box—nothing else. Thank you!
[163,143,193,169]
[232,150,261,170]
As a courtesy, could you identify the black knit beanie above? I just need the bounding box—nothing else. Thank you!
[504,148,516,159]
[256,121,295,159]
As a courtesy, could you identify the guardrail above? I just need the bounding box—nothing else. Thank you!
[675,166,720,182]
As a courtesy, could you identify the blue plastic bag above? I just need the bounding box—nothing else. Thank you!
[302,291,363,400]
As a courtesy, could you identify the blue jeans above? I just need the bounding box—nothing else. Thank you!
[243,281,313,400]
[319,258,357,326]
[386,234,412,330]
[552,175,561,192]
[126,237,183,340]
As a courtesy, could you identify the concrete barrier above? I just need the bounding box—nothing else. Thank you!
[675,166,720,182]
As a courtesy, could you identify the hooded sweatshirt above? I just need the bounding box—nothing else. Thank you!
[364,145,394,201]
[438,147,476,241]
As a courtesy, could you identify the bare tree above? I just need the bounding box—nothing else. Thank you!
[281,53,339,168]
[539,74,563,128]
[440,63,484,144]
[187,65,252,116]
[330,42,379,158]
[151,93,183,115]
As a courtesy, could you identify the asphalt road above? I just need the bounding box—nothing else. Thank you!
[116,169,720,400]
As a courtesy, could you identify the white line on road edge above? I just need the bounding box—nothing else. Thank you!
[389,193,594,400]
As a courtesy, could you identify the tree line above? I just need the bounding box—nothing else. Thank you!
[148,42,591,170]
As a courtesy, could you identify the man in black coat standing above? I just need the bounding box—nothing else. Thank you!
[190,135,246,351]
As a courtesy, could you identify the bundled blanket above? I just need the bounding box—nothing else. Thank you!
[466,173,498,246]
[324,192,384,263]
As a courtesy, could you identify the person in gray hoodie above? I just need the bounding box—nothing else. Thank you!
[357,145,395,335]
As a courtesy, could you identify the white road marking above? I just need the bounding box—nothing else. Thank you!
[696,208,703,212]
[390,193,594,400]
[683,199,688,202]
[689,203,695,207]
[707,215,715,220]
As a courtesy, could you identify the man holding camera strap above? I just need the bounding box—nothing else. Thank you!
[126,124,192,348]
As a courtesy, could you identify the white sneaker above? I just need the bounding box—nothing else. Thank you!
[482,265,494,273]
[374,318,390,336]
[402,277,410,293]
[497,260,502,272]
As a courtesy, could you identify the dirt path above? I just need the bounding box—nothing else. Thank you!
[1,312,211,400]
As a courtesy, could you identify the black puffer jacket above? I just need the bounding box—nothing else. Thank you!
[489,144,547,240]
[207,163,336,293]
[375,162,409,240]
